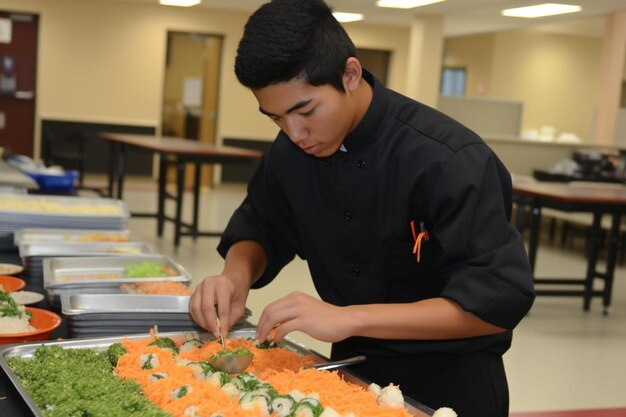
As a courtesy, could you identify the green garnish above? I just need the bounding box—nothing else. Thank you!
[148,337,178,353]
[106,342,127,367]
[141,354,155,370]
[255,339,281,349]
[213,348,252,359]
[0,289,29,319]
[123,261,168,278]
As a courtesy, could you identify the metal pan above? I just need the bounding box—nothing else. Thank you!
[43,255,191,288]
[19,242,153,258]
[14,228,133,245]
[0,329,434,417]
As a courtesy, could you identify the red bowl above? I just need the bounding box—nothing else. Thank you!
[0,275,26,292]
[0,307,62,345]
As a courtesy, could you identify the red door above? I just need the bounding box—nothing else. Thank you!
[0,12,38,157]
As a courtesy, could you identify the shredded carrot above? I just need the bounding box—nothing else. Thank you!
[115,336,413,417]
[120,281,193,295]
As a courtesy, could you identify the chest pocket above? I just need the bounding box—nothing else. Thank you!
[382,234,445,301]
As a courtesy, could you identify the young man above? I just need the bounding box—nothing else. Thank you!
[189,1,535,415]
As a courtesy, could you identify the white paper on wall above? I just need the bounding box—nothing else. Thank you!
[0,18,12,43]
[182,77,202,107]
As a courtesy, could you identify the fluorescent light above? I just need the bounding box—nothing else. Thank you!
[376,0,445,9]
[333,12,364,23]
[159,0,201,7]
[502,3,582,18]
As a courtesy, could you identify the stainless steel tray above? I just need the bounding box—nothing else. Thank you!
[61,294,191,314]
[43,255,191,288]
[20,241,153,258]
[61,294,251,324]
[0,193,129,218]
[0,329,434,417]
[14,228,133,245]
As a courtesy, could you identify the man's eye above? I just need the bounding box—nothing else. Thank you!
[300,109,315,117]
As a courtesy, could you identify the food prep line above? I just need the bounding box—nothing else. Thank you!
[0,249,437,417]
[1,329,435,417]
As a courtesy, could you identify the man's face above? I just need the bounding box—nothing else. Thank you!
[253,77,356,158]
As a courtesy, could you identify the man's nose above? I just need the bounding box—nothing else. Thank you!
[285,118,308,143]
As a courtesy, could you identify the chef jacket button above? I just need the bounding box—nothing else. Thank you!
[357,160,365,169]
[340,154,350,163]
[323,159,332,167]
[344,211,353,221]
[351,267,360,277]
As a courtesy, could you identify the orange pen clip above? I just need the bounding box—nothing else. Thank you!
[410,220,429,263]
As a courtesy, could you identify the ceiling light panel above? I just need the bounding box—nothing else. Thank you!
[333,12,364,23]
[376,0,446,9]
[159,0,201,7]
[502,3,582,18]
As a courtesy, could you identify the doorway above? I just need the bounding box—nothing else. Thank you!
[0,12,38,157]
[161,31,223,188]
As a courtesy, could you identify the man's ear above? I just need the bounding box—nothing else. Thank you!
[343,57,363,93]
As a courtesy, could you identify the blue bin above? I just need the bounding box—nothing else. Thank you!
[26,170,80,193]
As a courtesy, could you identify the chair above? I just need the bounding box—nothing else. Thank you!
[543,181,626,260]
[42,130,86,188]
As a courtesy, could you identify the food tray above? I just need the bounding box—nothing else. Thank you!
[0,194,129,219]
[0,329,434,417]
[62,294,192,314]
[61,294,251,318]
[43,255,191,288]
[60,294,253,336]
[43,255,192,307]
[14,228,133,245]
[19,242,153,258]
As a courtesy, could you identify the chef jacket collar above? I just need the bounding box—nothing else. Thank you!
[341,68,390,153]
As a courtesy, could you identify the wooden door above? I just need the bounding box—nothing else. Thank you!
[0,12,37,157]
[161,32,223,189]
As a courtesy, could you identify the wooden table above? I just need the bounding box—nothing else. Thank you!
[98,132,262,247]
[513,181,626,313]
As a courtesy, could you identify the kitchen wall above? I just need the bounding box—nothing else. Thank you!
[444,28,603,141]
[1,0,619,173]
[0,0,414,158]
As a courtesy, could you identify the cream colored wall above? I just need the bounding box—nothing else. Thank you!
[0,0,263,155]
[443,33,495,97]
[13,0,606,157]
[343,23,410,95]
[0,0,417,155]
[444,29,602,141]
[490,30,602,140]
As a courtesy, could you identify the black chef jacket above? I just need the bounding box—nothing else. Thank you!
[218,69,535,358]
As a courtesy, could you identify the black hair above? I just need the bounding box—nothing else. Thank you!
[234,0,357,92]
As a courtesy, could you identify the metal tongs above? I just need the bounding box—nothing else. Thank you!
[306,355,367,371]
[214,305,226,349]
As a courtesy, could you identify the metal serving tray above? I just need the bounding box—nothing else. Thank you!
[61,294,252,324]
[62,294,191,314]
[43,255,191,288]
[0,193,129,219]
[14,228,133,245]
[19,241,153,258]
[0,329,434,417]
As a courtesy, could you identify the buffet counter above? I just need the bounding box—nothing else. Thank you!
[0,249,435,417]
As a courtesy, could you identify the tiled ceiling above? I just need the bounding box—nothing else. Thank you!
[119,0,626,36]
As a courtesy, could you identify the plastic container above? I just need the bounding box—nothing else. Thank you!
[26,170,79,193]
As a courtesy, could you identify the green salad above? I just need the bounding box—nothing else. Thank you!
[7,345,171,417]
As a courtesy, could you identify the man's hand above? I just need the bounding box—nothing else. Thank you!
[255,291,355,343]
[189,273,250,338]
